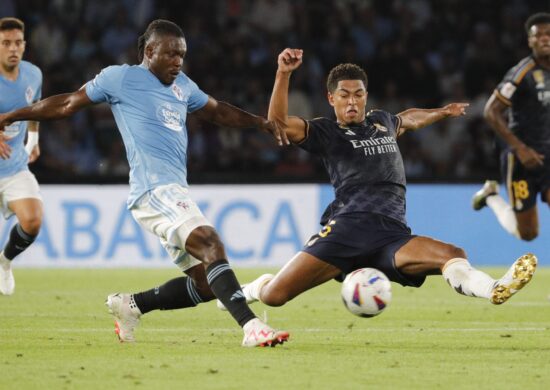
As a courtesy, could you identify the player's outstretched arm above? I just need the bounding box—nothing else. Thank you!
[193,97,289,146]
[484,93,544,169]
[396,103,469,136]
[268,48,308,144]
[26,121,40,163]
[0,89,94,131]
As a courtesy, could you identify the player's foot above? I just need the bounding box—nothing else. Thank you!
[105,293,142,342]
[491,253,537,305]
[0,252,15,296]
[472,180,499,210]
[216,273,274,311]
[242,318,289,347]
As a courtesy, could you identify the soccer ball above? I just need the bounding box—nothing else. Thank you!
[341,268,392,317]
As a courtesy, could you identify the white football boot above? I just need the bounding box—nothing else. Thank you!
[0,252,15,295]
[216,273,274,311]
[472,180,499,211]
[242,318,289,347]
[491,253,537,304]
[105,293,142,342]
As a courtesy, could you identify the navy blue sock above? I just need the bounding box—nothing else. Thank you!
[206,260,255,327]
[133,276,212,314]
[3,224,37,260]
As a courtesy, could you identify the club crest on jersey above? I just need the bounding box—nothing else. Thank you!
[25,86,34,104]
[171,83,185,101]
[373,123,388,132]
[533,70,545,89]
[156,103,184,131]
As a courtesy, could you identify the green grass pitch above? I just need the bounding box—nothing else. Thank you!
[1,268,549,390]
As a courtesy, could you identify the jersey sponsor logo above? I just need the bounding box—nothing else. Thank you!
[25,86,35,105]
[499,82,516,99]
[350,136,398,156]
[156,102,184,131]
[532,70,545,89]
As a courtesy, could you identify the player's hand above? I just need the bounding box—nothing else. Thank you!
[443,103,469,117]
[261,118,290,146]
[277,48,303,73]
[0,133,11,159]
[28,144,40,163]
[516,144,545,169]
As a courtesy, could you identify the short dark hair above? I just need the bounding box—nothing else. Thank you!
[137,19,185,62]
[326,63,368,93]
[525,12,550,35]
[0,17,24,33]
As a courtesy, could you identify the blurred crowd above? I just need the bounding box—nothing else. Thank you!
[0,0,546,183]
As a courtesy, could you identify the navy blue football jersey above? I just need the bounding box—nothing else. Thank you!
[494,56,550,154]
[298,109,406,224]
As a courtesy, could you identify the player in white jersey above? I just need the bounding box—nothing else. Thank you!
[0,19,289,347]
[0,18,43,296]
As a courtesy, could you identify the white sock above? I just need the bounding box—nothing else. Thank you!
[0,251,11,270]
[442,258,496,299]
[486,195,520,238]
[246,273,274,302]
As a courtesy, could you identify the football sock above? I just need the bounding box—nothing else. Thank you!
[486,195,520,238]
[442,258,495,299]
[247,273,274,302]
[3,224,37,260]
[206,259,256,327]
[132,276,211,314]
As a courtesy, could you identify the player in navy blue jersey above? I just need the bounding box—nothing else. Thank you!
[219,48,537,316]
[472,13,550,241]
[0,18,43,296]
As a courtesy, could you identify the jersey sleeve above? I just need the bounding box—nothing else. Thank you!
[186,78,209,113]
[494,59,534,106]
[367,109,401,137]
[85,65,127,104]
[298,118,329,154]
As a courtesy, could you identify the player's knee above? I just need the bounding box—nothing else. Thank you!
[261,287,289,307]
[19,214,42,236]
[188,226,225,262]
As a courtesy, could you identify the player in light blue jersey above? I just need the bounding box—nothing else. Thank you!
[0,19,289,347]
[0,18,43,296]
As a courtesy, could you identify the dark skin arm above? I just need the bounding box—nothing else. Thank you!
[396,103,469,137]
[484,93,544,169]
[192,97,289,146]
[0,89,94,159]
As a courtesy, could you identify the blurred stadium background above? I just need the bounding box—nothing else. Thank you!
[0,0,548,266]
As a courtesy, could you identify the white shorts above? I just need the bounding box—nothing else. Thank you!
[131,183,212,271]
[0,170,42,219]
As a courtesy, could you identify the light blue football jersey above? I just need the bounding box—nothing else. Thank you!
[85,64,209,207]
[0,60,42,177]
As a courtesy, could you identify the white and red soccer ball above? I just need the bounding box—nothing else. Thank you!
[341,268,392,317]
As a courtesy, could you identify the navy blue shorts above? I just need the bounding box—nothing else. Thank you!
[302,212,425,287]
[500,150,550,211]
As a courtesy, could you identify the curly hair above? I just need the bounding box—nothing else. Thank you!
[326,63,368,93]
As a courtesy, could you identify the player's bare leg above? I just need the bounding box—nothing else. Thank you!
[395,236,537,304]
[515,207,539,241]
[0,198,42,295]
[252,252,341,307]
